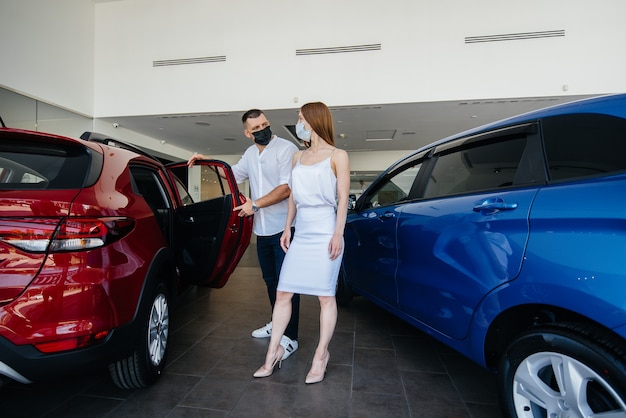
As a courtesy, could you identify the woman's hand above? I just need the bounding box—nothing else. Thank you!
[328,233,343,260]
[280,228,292,253]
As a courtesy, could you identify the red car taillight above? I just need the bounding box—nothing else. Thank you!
[34,331,110,353]
[0,217,134,253]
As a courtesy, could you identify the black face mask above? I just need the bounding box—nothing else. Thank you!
[252,126,272,145]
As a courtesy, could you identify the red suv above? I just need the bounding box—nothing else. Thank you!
[0,127,252,389]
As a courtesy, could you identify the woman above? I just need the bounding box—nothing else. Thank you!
[253,102,350,384]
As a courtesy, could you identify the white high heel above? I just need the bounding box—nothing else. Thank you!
[305,352,330,384]
[253,346,284,378]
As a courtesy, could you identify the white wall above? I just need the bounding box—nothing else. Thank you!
[2,0,626,171]
[92,0,626,118]
[0,0,95,115]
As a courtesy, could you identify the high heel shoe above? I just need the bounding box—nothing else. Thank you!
[305,352,330,384]
[253,346,285,378]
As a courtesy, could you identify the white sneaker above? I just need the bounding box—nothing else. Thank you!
[251,322,272,338]
[280,335,298,360]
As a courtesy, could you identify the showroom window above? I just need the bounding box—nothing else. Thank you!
[541,113,626,181]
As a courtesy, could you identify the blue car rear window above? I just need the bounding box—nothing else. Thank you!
[542,113,626,181]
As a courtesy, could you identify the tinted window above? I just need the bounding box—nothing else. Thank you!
[173,175,194,206]
[0,136,91,190]
[130,166,170,210]
[365,162,422,208]
[542,113,626,181]
[424,136,527,199]
[130,165,172,237]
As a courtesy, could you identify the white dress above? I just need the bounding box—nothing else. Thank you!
[277,153,343,296]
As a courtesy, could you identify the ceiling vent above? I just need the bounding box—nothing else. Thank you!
[156,113,230,119]
[296,43,381,56]
[465,30,564,44]
[153,55,226,67]
[366,129,396,141]
[330,105,382,111]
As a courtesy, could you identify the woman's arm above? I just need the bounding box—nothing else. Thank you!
[329,149,350,260]
[280,192,297,252]
[280,151,302,252]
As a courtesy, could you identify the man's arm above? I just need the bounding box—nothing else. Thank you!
[255,184,291,208]
[234,183,291,217]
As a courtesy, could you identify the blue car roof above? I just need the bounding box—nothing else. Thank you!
[393,93,626,169]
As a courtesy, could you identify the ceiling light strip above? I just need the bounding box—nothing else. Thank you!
[465,30,564,44]
[296,44,381,56]
[153,56,226,67]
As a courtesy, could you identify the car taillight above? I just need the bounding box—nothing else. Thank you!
[34,330,110,353]
[0,217,134,253]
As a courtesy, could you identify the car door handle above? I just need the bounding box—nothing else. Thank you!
[183,216,195,223]
[379,211,396,220]
[473,198,518,213]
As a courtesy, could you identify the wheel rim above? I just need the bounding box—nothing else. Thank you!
[512,351,626,417]
[147,293,169,367]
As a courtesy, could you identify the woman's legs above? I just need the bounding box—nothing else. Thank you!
[306,296,337,383]
[254,290,293,375]
[316,296,337,356]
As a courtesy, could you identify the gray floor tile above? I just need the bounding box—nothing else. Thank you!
[0,245,500,417]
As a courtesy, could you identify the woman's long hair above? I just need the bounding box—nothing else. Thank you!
[301,102,335,147]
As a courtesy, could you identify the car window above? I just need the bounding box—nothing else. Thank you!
[129,166,170,210]
[198,165,234,200]
[542,113,626,181]
[172,175,194,206]
[365,162,422,208]
[129,165,172,238]
[0,137,91,190]
[423,136,528,199]
[167,164,234,204]
[0,158,48,184]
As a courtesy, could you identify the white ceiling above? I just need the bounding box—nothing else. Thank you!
[98,94,595,157]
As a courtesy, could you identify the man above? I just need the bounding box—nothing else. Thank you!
[187,109,300,360]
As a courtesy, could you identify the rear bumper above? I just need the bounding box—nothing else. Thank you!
[0,317,143,384]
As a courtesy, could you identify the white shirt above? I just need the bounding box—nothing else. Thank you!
[232,135,298,236]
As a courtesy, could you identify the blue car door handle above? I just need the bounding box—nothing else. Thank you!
[379,211,396,220]
[473,198,518,213]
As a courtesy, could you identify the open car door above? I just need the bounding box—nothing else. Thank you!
[166,160,252,288]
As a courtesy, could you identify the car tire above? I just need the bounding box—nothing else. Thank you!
[498,323,626,417]
[109,281,170,389]
[336,267,353,307]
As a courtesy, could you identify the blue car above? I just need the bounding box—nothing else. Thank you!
[338,93,626,417]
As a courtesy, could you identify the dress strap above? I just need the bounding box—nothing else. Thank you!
[329,148,338,175]
[296,150,305,166]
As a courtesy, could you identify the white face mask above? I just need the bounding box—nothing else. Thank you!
[295,122,312,141]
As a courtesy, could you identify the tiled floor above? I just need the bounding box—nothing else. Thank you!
[0,246,502,417]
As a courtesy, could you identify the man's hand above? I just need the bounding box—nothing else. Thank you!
[187,153,208,168]
[233,197,254,217]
